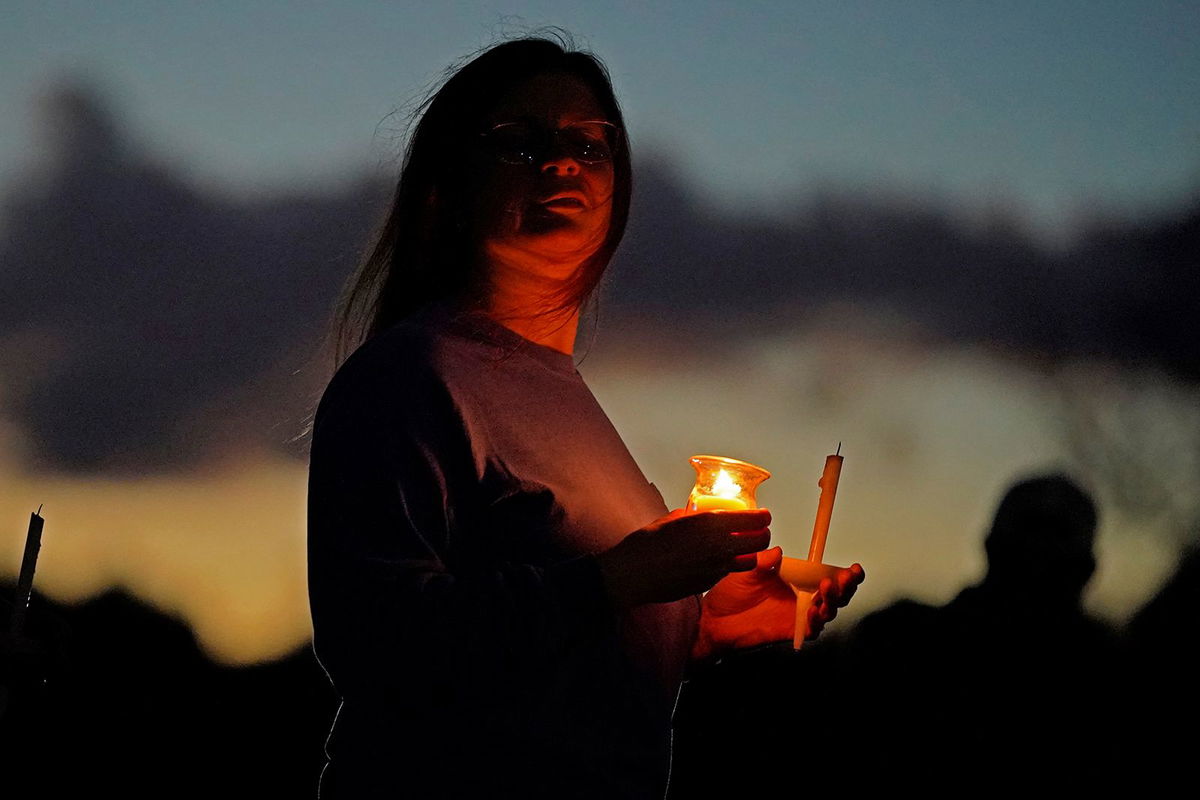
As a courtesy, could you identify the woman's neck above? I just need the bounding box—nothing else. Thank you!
[479,249,583,356]
[489,305,579,355]
[484,286,580,355]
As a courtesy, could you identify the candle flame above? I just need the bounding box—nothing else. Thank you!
[712,468,743,499]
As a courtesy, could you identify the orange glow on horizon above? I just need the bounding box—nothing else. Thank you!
[0,448,311,665]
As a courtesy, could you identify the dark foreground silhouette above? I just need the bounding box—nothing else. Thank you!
[2,477,1194,797]
[668,475,1195,794]
[0,583,336,796]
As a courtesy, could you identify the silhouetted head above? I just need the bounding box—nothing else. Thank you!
[335,33,631,360]
[983,474,1097,606]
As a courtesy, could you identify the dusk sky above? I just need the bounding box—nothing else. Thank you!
[4,1,1197,237]
[2,1,1197,665]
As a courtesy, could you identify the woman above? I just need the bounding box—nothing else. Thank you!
[307,35,862,799]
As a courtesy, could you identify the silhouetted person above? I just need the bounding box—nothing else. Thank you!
[305,34,861,800]
[843,474,1121,786]
[1126,542,1200,780]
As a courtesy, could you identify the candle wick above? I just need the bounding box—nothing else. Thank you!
[36,503,43,515]
[836,442,841,456]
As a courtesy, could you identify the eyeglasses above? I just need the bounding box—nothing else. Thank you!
[479,120,619,166]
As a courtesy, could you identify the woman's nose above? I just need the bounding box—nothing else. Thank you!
[540,156,580,176]
[540,139,581,175]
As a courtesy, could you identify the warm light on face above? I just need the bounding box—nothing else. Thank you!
[477,73,616,278]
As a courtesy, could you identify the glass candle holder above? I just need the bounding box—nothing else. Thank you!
[686,455,772,511]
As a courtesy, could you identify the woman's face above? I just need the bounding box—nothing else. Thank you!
[471,72,616,280]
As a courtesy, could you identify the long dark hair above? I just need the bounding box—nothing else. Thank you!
[331,34,632,365]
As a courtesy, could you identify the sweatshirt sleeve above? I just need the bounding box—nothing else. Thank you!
[306,342,619,707]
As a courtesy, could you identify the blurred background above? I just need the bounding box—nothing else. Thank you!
[1,1,1197,792]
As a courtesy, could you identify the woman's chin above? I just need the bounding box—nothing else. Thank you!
[518,222,606,257]
[521,206,578,233]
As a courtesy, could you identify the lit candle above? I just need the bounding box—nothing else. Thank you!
[691,468,750,511]
[686,456,770,513]
[10,504,45,640]
[692,495,749,511]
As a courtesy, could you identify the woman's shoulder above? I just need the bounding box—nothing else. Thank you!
[314,314,448,422]
[343,313,442,375]
[316,303,502,425]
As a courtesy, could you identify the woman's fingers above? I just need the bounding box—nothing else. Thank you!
[829,563,865,607]
[679,508,772,535]
[720,529,769,571]
[813,577,841,623]
[668,510,772,561]
[756,546,784,571]
[729,527,770,553]
[798,563,865,641]
[818,577,835,603]
[730,553,758,571]
[621,508,776,597]
[840,563,865,589]
[805,605,826,640]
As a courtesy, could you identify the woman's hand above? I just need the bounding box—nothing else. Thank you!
[690,546,794,661]
[595,508,771,608]
[690,548,865,662]
[806,562,866,642]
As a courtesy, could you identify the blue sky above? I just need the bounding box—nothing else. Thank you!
[4,1,1198,233]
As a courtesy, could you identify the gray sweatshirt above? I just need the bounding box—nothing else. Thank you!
[307,302,700,798]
